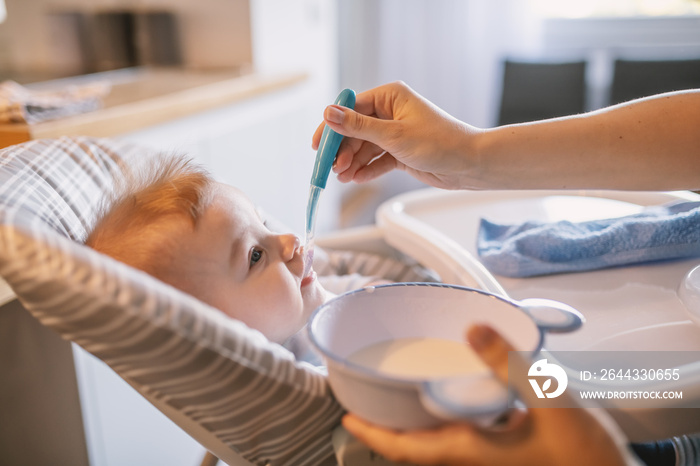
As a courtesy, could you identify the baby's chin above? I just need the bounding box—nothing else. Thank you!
[302,280,332,318]
[322,288,336,307]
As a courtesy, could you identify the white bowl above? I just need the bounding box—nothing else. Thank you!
[308,283,583,430]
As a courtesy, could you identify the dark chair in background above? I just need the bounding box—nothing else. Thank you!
[498,60,587,125]
[610,59,700,105]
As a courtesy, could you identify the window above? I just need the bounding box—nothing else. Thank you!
[529,0,700,18]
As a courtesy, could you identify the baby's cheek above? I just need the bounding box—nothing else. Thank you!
[226,289,288,330]
[265,289,305,340]
[303,281,327,316]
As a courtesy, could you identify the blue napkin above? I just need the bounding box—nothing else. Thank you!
[477,201,700,278]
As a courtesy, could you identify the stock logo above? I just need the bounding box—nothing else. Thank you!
[528,359,568,399]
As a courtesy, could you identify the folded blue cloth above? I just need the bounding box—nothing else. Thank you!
[477,201,700,278]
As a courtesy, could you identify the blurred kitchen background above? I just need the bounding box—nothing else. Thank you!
[1,1,700,465]
[1,0,700,232]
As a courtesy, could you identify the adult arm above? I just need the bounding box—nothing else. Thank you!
[314,82,700,191]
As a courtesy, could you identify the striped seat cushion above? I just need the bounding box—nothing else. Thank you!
[0,137,345,466]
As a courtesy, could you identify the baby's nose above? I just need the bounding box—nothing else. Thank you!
[279,233,301,261]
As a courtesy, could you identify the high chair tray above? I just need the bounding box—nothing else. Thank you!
[377,188,700,351]
[377,188,700,440]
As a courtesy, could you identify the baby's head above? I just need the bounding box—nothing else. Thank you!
[86,155,326,343]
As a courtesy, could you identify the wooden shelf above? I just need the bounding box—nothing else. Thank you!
[0,67,308,148]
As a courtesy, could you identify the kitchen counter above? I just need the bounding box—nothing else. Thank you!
[0,67,308,149]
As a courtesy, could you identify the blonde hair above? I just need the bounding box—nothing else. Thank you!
[86,154,213,277]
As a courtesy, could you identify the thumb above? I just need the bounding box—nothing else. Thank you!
[324,105,392,148]
[468,324,574,409]
[467,324,520,384]
[467,324,541,407]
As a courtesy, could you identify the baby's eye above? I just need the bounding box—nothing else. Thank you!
[249,248,263,268]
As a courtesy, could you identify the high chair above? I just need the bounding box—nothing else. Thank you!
[6,136,700,466]
[0,136,434,465]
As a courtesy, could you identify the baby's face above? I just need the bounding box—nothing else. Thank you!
[162,182,327,343]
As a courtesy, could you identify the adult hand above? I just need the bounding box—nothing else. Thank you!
[315,84,700,192]
[312,81,481,190]
[341,324,632,466]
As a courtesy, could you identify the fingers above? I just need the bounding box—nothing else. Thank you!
[468,324,579,415]
[311,121,325,150]
[466,324,516,383]
[467,324,544,409]
[314,114,389,184]
[342,414,476,465]
[333,137,372,173]
[314,106,389,182]
[469,325,615,448]
[313,85,385,150]
[335,143,390,183]
[342,414,407,456]
[353,153,400,183]
[313,82,413,178]
[323,105,393,150]
[312,99,366,149]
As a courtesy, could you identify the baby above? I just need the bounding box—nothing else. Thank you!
[86,154,331,344]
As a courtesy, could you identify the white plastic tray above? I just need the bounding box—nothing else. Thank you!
[377,188,700,351]
[377,188,700,440]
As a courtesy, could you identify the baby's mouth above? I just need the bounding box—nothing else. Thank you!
[301,270,316,288]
